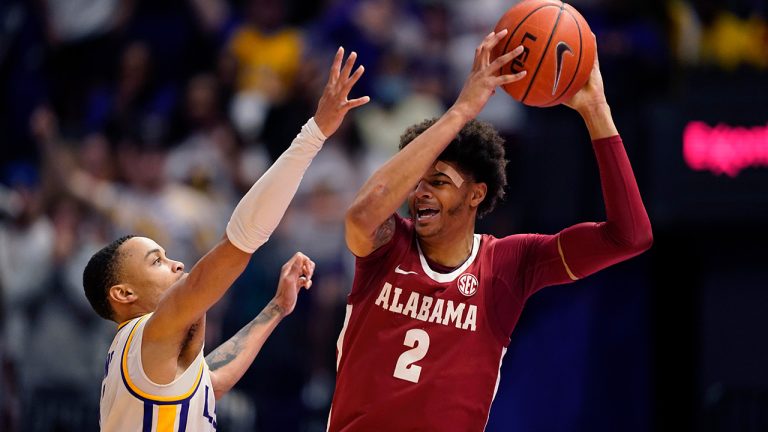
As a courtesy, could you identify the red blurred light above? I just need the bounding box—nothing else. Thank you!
[683,121,768,177]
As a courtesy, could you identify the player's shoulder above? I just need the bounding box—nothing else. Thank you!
[117,313,153,340]
[480,232,536,248]
[478,233,549,265]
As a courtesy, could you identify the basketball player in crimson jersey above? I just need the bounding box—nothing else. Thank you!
[328,30,653,431]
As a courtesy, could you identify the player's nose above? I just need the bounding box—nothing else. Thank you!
[173,261,185,272]
[414,180,433,197]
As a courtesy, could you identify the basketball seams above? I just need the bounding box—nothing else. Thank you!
[521,2,566,103]
[498,3,555,77]
[547,8,585,106]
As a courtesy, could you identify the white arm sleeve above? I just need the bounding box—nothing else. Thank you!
[226,117,327,253]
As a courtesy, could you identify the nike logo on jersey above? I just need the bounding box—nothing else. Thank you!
[394,265,418,275]
[552,41,574,96]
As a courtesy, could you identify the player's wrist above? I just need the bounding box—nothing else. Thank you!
[579,102,618,140]
[576,100,610,121]
[268,298,291,319]
[445,105,473,125]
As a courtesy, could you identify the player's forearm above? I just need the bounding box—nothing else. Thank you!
[578,102,618,140]
[553,136,652,281]
[226,118,326,253]
[347,109,467,230]
[206,300,284,399]
[592,135,652,250]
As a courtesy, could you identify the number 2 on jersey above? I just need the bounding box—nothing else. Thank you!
[393,329,430,383]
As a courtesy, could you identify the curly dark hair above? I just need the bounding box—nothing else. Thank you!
[83,235,135,321]
[399,118,507,217]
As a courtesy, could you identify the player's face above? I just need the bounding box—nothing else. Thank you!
[407,162,479,239]
[118,237,187,308]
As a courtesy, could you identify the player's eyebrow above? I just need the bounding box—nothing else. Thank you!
[144,248,162,260]
[428,172,451,180]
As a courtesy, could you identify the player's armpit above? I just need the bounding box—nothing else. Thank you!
[345,212,396,257]
[372,216,396,250]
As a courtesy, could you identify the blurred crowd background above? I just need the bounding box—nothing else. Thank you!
[0,0,766,431]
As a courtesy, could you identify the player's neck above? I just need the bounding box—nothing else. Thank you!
[418,229,475,269]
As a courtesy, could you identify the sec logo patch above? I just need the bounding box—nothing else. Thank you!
[457,273,478,297]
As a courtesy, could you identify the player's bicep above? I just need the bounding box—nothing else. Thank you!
[518,233,575,297]
[345,214,395,257]
[557,221,648,280]
[523,220,647,295]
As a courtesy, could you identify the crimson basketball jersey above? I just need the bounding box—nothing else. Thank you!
[329,215,573,431]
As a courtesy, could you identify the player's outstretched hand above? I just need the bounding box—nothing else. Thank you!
[562,36,607,114]
[273,252,316,317]
[450,29,527,122]
[313,47,370,137]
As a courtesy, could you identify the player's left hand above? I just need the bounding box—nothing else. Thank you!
[562,36,607,113]
[273,252,316,317]
[313,47,370,137]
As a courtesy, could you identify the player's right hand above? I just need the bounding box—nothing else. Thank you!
[313,47,370,138]
[450,30,527,122]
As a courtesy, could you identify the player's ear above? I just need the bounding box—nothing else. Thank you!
[469,182,487,209]
[109,284,136,305]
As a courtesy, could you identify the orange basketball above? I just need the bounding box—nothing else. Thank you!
[492,0,595,107]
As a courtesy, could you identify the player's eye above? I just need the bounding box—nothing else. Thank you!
[431,180,446,186]
[153,257,161,265]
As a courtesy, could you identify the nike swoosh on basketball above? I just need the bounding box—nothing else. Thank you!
[552,41,574,96]
[394,265,418,275]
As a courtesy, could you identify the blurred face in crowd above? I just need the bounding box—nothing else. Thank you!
[186,74,219,127]
[119,42,151,98]
[118,143,167,191]
[80,133,114,180]
[246,0,285,30]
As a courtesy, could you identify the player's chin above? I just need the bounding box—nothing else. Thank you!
[413,219,441,238]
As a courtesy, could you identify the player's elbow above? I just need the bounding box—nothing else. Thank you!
[213,387,229,401]
[633,213,654,253]
[345,183,389,233]
[631,225,653,254]
[621,223,654,255]
[209,371,233,400]
[344,205,366,231]
[605,220,653,256]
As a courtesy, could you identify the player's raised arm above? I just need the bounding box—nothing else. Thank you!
[523,51,652,292]
[141,49,367,368]
[345,30,527,257]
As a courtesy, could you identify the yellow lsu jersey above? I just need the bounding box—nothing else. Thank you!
[100,314,217,431]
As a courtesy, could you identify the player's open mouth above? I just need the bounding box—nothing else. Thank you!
[416,207,440,221]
